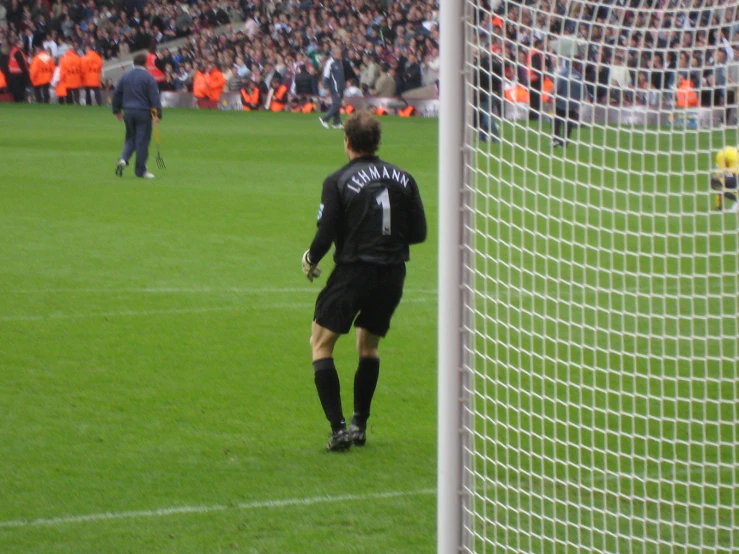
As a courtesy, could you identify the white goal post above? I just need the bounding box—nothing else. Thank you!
[438,1,738,552]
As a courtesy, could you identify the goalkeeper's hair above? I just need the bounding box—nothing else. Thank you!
[344,110,382,155]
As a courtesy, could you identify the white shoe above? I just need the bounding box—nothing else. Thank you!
[332,123,343,130]
[318,117,329,129]
[115,159,127,177]
[727,202,739,212]
[141,172,155,179]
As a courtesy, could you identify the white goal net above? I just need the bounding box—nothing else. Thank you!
[439,1,739,552]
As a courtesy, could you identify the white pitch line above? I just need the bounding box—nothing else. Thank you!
[0,489,436,529]
[1,465,730,530]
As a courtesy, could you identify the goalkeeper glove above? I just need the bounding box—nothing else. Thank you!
[301,250,322,282]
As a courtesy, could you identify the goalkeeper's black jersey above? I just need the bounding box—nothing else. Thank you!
[309,155,427,266]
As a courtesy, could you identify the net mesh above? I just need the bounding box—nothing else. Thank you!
[460,1,738,552]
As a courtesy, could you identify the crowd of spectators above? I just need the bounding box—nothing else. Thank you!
[475,0,739,113]
[3,0,739,111]
[0,0,441,101]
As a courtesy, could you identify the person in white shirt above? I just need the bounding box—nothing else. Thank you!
[344,78,363,98]
[235,57,250,79]
[609,51,632,105]
[43,32,59,60]
[422,47,440,86]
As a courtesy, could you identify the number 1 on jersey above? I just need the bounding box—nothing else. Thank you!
[375,188,391,235]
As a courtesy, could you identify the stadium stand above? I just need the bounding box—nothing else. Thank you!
[2,0,738,121]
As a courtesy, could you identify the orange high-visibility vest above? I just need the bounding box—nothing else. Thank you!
[55,76,67,98]
[240,86,262,110]
[505,85,529,103]
[676,79,698,108]
[302,102,315,113]
[240,88,252,110]
[270,84,288,111]
[375,107,388,115]
[542,76,554,102]
[345,104,355,114]
[60,50,82,89]
[30,52,55,86]
[193,72,208,98]
[146,52,165,82]
[81,50,102,87]
[399,105,416,117]
[0,68,7,89]
[8,46,26,74]
[207,69,226,101]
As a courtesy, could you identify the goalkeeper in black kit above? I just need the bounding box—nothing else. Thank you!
[301,110,428,452]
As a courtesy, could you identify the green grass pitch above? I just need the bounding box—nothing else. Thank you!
[0,106,438,553]
[0,105,736,553]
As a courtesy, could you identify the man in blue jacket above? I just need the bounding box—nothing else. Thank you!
[553,58,588,148]
[319,45,345,130]
[112,53,163,178]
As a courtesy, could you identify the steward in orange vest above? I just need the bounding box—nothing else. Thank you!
[193,69,208,99]
[301,101,316,113]
[30,48,55,103]
[268,79,288,112]
[60,47,83,104]
[0,68,7,91]
[146,47,166,89]
[526,39,544,120]
[676,74,699,108]
[206,64,226,102]
[7,39,29,102]
[52,66,67,103]
[240,83,262,110]
[81,47,103,106]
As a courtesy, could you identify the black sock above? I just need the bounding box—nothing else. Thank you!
[353,357,380,428]
[724,191,738,204]
[313,358,345,432]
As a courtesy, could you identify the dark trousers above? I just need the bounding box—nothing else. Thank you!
[8,74,27,102]
[66,87,80,104]
[529,82,542,120]
[34,84,50,103]
[121,109,153,177]
[321,89,342,125]
[727,90,736,124]
[477,96,500,141]
[554,106,579,141]
[85,86,102,106]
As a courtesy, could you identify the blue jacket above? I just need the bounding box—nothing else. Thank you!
[323,56,345,95]
[555,66,586,113]
[112,66,163,119]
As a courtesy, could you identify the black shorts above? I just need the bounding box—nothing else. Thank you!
[712,173,738,190]
[314,262,407,337]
